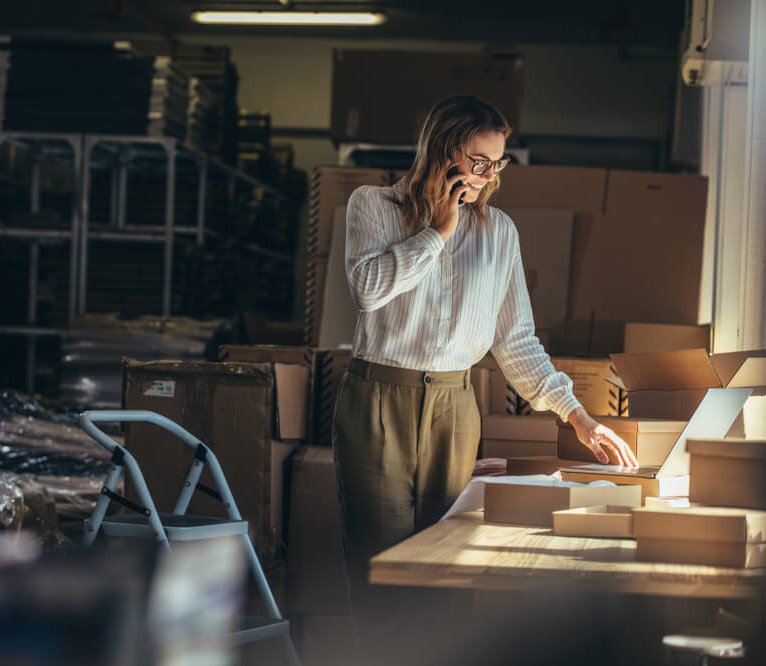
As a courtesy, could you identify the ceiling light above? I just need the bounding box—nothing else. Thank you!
[191,11,386,26]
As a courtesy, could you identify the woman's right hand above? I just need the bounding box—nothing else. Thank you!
[431,170,469,242]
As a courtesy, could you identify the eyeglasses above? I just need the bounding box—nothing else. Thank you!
[464,153,511,176]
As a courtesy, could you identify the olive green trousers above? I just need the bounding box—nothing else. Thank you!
[332,358,481,665]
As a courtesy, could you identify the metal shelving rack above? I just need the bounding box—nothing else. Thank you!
[1,131,293,394]
[0,131,81,391]
[79,134,287,318]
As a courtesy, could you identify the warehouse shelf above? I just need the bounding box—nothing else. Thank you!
[0,131,82,392]
[79,133,283,319]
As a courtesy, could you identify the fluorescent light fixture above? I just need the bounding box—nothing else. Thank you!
[191,11,386,26]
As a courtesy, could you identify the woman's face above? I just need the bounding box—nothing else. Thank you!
[453,130,507,205]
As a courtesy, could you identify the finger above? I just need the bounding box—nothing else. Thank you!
[588,441,609,464]
[605,432,637,467]
[449,183,470,207]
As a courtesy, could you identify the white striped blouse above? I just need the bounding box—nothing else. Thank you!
[344,183,582,421]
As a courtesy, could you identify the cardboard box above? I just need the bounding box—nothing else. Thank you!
[482,414,558,441]
[493,166,709,354]
[305,257,330,348]
[311,348,353,446]
[505,208,573,324]
[688,438,766,510]
[633,507,766,568]
[317,205,355,348]
[624,323,710,354]
[644,497,692,509]
[505,456,589,476]
[610,349,766,420]
[331,49,523,144]
[481,414,557,457]
[557,417,686,466]
[471,366,491,416]
[285,447,350,616]
[558,469,689,501]
[483,481,641,526]
[571,171,708,326]
[483,355,626,416]
[552,505,634,539]
[122,359,304,564]
[307,166,390,259]
[551,357,628,417]
[482,439,557,458]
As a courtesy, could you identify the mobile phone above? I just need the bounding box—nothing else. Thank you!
[446,165,466,205]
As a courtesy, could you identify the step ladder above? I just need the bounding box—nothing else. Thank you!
[80,409,301,665]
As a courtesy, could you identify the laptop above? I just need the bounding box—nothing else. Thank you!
[560,388,751,483]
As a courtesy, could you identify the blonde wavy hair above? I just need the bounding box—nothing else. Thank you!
[395,96,513,230]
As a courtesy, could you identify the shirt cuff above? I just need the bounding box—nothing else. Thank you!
[555,394,583,423]
[417,227,446,255]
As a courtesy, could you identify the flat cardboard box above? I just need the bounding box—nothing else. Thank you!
[317,205,355,348]
[471,366,491,416]
[481,414,558,442]
[550,357,627,417]
[552,505,634,539]
[307,166,390,259]
[331,49,523,144]
[285,447,350,616]
[505,456,590,476]
[558,470,689,500]
[644,497,692,509]
[688,438,766,510]
[624,323,710,354]
[122,359,301,564]
[557,417,686,466]
[505,208,573,324]
[570,171,707,326]
[633,506,766,568]
[482,439,557,459]
[609,349,766,420]
[484,481,641,527]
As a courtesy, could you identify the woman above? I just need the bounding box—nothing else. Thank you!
[332,95,638,661]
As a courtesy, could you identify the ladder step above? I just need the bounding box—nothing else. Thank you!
[96,513,249,541]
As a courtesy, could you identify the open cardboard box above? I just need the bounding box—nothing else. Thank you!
[560,388,751,500]
[557,417,685,466]
[609,349,766,421]
[552,505,634,539]
[624,323,710,354]
[484,481,641,527]
[688,438,766,510]
[633,506,766,568]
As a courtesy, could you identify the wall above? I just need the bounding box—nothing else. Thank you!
[185,35,678,172]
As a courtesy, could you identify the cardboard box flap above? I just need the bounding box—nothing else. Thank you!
[687,438,766,460]
[633,507,766,543]
[274,363,309,440]
[610,349,721,391]
[726,357,766,391]
[710,350,766,387]
[219,345,311,365]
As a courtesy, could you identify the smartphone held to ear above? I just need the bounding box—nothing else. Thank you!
[446,165,466,206]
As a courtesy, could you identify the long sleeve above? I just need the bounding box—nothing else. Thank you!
[345,186,445,312]
[490,229,581,421]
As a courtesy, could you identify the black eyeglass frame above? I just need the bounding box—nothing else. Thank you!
[463,153,512,176]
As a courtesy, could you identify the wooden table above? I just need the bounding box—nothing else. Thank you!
[369,512,766,599]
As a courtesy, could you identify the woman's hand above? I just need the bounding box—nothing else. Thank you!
[567,407,639,467]
[431,170,469,242]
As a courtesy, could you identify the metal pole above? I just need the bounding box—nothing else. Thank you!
[117,155,128,230]
[67,135,81,324]
[196,157,208,246]
[163,144,176,317]
[26,153,41,393]
[78,138,92,315]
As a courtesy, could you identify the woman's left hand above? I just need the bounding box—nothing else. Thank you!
[567,407,639,467]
